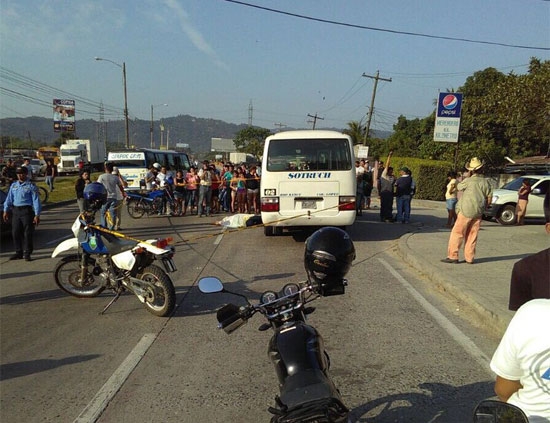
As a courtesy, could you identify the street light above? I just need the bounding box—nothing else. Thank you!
[95,57,130,149]
[151,103,168,149]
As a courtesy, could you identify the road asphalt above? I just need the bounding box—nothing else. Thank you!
[397,198,549,336]
[41,198,547,336]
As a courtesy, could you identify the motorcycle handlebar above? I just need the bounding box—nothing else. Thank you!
[216,303,250,334]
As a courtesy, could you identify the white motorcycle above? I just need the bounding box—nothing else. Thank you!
[52,214,177,317]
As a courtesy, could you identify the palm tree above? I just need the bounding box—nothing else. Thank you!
[343,120,366,145]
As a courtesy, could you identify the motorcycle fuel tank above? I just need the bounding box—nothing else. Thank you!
[268,321,329,384]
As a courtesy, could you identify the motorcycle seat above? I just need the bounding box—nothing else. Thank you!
[101,233,138,255]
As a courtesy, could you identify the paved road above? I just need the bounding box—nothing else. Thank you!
[1,199,545,422]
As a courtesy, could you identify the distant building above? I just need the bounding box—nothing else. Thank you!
[211,137,236,160]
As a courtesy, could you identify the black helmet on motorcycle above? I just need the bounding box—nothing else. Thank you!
[83,182,107,211]
[304,227,355,296]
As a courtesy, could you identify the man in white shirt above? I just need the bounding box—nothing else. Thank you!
[490,298,550,422]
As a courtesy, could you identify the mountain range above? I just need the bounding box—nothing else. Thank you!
[0,115,391,154]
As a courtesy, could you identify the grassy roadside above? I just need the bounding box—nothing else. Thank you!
[34,172,102,205]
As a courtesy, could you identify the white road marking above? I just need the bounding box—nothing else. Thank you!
[46,234,72,246]
[378,258,493,376]
[214,233,224,245]
[73,333,157,423]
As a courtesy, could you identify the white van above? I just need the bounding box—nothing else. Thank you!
[260,130,356,236]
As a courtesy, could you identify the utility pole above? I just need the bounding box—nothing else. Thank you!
[362,71,392,145]
[307,113,324,130]
[274,123,286,132]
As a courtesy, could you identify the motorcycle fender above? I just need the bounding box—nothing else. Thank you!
[141,240,168,255]
[112,250,136,270]
[52,238,79,258]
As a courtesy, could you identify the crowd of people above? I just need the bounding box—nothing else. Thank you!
[139,160,262,218]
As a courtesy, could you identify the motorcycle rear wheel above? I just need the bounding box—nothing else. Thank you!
[54,255,105,297]
[137,265,176,317]
[127,199,146,219]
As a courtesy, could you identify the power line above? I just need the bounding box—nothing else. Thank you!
[0,66,124,118]
[222,0,550,51]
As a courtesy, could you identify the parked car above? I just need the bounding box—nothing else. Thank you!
[24,158,45,178]
[29,159,47,176]
[484,175,550,225]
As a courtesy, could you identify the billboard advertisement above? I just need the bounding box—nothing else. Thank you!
[433,92,463,143]
[53,99,75,132]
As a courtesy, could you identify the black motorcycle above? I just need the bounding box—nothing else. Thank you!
[200,227,355,422]
[199,276,349,422]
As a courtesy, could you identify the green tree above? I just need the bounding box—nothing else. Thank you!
[343,120,365,145]
[233,126,272,160]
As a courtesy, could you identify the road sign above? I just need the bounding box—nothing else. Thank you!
[434,92,463,143]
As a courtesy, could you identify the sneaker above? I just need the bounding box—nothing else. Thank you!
[9,253,23,261]
[440,258,459,264]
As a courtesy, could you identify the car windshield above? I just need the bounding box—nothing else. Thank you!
[501,177,539,191]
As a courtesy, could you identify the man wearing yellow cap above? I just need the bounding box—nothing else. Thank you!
[442,157,492,264]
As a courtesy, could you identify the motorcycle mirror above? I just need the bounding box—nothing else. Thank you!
[198,277,224,294]
[473,400,528,423]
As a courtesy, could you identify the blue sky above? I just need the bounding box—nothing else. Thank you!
[1,0,549,133]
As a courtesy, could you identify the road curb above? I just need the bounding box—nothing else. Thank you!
[397,232,510,336]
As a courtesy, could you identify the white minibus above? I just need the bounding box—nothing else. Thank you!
[260,130,356,236]
[107,148,190,189]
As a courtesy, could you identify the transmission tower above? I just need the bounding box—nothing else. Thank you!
[248,99,253,126]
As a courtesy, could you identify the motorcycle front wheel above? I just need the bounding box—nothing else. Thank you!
[54,255,105,297]
[127,199,146,219]
[137,265,176,317]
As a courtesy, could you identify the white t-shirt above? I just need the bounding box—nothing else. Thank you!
[445,178,457,200]
[490,299,550,422]
[157,172,167,187]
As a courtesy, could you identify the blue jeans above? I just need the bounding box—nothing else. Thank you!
[45,176,54,191]
[396,195,411,223]
[198,185,212,216]
[100,199,117,229]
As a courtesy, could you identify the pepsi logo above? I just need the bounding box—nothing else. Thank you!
[442,94,458,110]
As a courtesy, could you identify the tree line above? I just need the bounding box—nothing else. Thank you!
[343,57,549,168]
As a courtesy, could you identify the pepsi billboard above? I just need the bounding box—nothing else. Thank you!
[436,93,463,118]
[434,92,463,143]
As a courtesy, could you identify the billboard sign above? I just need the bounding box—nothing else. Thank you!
[356,146,369,159]
[434,92,463,143]
[53,99,75,132]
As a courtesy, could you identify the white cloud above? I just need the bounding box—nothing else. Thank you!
[1,1,125,54]
[161,0,229,70]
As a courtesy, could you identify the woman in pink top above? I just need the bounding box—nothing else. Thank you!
[184,167,199,215]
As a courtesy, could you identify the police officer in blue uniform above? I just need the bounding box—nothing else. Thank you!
[2,166,41,261]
